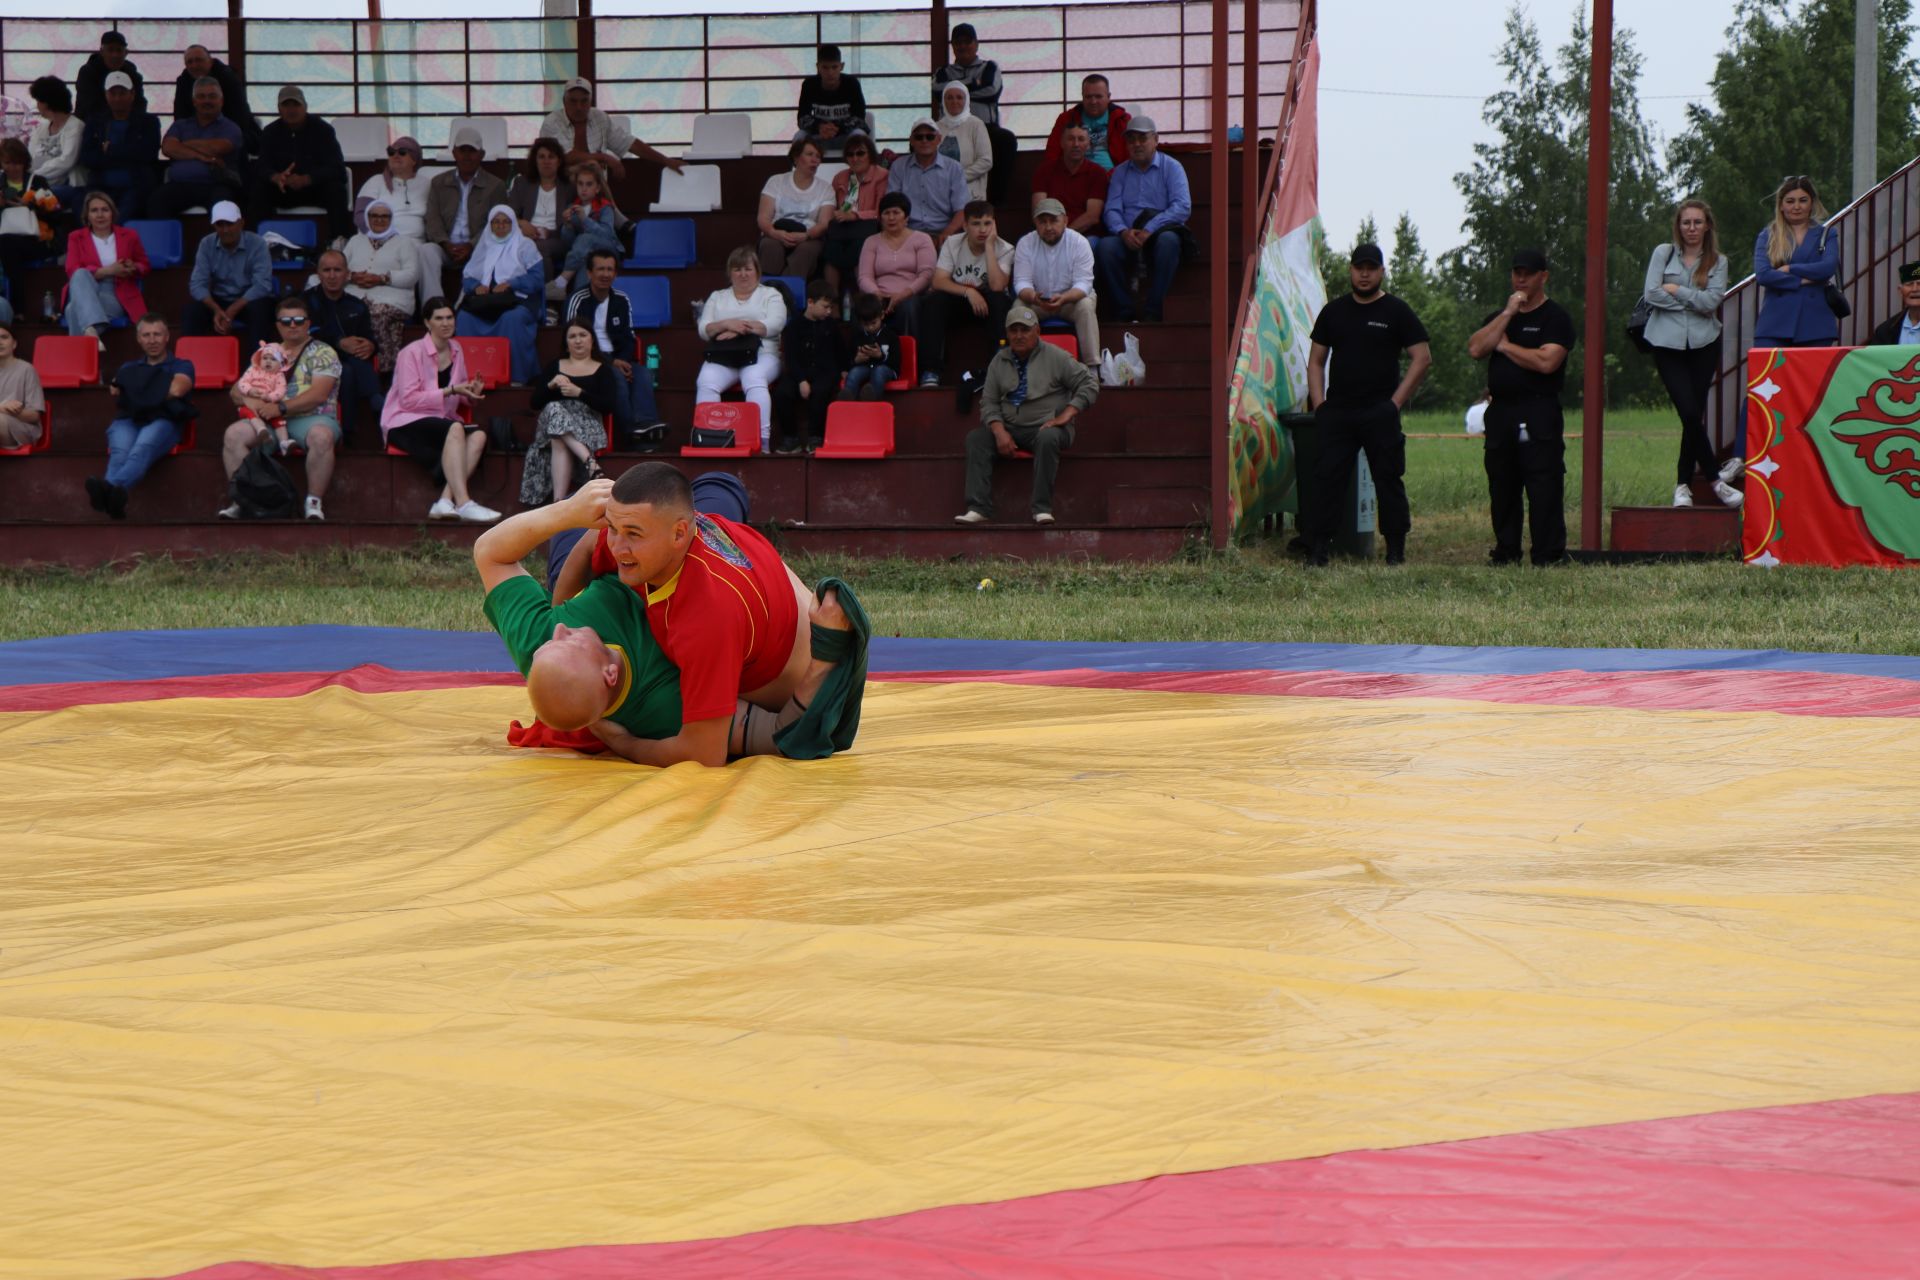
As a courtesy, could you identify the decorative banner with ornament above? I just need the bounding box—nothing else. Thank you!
[1742,345,1920,567]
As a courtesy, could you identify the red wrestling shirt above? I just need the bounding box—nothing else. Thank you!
[592,514,800,723]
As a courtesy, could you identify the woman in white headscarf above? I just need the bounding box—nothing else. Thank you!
[343,199,421,372]
[454,204,545,385]
[936,80,992,200]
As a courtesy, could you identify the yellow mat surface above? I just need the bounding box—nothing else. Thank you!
[5,681,1920,1278]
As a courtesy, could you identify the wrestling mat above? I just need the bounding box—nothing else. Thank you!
[5,627,1920,1279]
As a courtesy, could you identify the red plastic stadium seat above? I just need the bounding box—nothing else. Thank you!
[814,401,895,459]
[887,334,917,391]
[168,419,196,456]
[32,335,98,389]
[176,336,241,389]
[1040,333,1079,360]
[0,399,51,454]
[456,337,512,390]
[681,401,761,457]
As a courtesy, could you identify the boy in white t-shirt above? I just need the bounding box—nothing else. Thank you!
[919,199,1013,388]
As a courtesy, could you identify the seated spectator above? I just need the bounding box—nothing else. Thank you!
[919,199,1012,388]
[932,23,1016,205]
[1032,125,1108,238]
[1870,260,1920,345]
[306,249,381,443]
[695,247,786,450]
[219,294,343,522]
[1042,75,1130,170]
[381,296,497,523]
[80,71,160,218]
[1096,117,1194,322]
[822,134,887,299]
[154,77,244,218]
[843,292,902,401]
[773,277,848,453]
[343,201,420,372]
[355,135,440,312]
[888,122,968,246]
[565,248,665,447]
[0,322,45,447]
[756,137,834,281]
[28,76,86,208]
[523,320,619,507]
[857,192,936,334]
[546,160,621,303]
[0,139,64,314]
[795,44,871,156]
[88,313,194,518]
[507,137,575,303]
[955,305,1099,526]
[173,44,259,154]
[1014,199,1101,373]
[935,83,992,201]
[74,29,145,121]
[427,127,508,295]
[250,85,349,246]
[63,191,148,346]
[183,201,276,340]
[538,76,684,183]
[455,204,543,386]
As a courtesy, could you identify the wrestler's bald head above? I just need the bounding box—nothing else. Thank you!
[527,624,620,731]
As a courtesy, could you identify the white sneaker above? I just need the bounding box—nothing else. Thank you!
[954,510,988,524]
[427,497,459,520]
[1033,511,1056,525]
[304,495,325,521]
[1711,480,1744,509]
[455,500,501,523]
[1672,483,1693,508]
[217,502,241,520]
[1718,456,1745,484]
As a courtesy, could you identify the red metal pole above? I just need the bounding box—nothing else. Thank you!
[227,0,245,84]
[1211,0,1230,549]
[1581,0,1611,552]
[931,0,948,89]
[579,0,596,85]
[1241,0,1259,256]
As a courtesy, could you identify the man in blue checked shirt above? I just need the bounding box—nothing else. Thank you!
[1095,116,1195,323]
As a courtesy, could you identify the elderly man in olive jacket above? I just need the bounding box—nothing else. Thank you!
[955,303,1099,525]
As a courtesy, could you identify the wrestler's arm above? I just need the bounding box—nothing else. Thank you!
[475,479,612,593]
[589,714,730,768]
[552,529,599,603]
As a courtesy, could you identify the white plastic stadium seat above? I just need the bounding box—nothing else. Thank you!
[448,116,509,159]
[334,116,392,163]
[684,113,752,160]
[817,161,847,187]
[651,164,723,213]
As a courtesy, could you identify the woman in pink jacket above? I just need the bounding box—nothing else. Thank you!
[62,191,148,346]
[380,296,499,523]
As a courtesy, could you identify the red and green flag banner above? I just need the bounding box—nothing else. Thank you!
[1743,345,1920,567]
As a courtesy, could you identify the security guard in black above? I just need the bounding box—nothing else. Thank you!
[1303,242,1431,564]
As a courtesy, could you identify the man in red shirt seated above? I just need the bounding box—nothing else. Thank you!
[1030,124,1107,239]
[559,462,869,765]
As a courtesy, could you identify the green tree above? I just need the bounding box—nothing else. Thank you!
[1386,213,1478,411]
[1318,215,1378,301]
[1669,0,1920,268]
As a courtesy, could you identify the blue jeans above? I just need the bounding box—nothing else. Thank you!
[1094,229,1184,319]
[609,357,660,431]
[844,363,894,395]
[104,417,180,490]
[65,270,126,336]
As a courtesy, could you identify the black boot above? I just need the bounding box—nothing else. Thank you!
[1384,535,1405,566]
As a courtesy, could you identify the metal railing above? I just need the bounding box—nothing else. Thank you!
[1708,156,1920,450]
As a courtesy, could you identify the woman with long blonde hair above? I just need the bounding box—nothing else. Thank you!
[1644,198,1736,507]
[1753,175,1840,348]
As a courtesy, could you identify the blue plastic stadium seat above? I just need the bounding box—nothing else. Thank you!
[766,275,806,315]
[259,219,319,271]
[624,218,697,269]
[618,275,671,329]
[125,219,185,270]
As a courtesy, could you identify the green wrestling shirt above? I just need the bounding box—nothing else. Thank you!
[483,574,683,738]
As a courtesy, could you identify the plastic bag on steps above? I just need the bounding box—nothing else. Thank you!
[1098,332,1147,387]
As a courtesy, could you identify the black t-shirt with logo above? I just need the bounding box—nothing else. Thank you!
[1309,292,1429,405]
[1483,298,1576,401]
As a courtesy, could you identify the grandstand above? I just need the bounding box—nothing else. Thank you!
[0,4,1304,564]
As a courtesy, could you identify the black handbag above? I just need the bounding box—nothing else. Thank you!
[461,288,520,320]
[689,425,736,448]
[772,216,809,233]
[485,414,522,455]
[703,333,760,369]
[1821,226,1851,319]
[1625,245,1670,354]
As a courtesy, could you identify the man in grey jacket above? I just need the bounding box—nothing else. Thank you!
[956,304,1099,525]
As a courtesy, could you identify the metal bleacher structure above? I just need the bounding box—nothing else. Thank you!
[0,5,1306,564]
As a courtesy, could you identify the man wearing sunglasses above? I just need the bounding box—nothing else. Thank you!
[218,293,343,522]
[887,117,968,246]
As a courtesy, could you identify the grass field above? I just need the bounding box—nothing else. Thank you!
[7,408,1918,655]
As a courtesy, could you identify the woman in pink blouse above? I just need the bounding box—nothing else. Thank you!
[380,296,498,523]
[857,191,935,334]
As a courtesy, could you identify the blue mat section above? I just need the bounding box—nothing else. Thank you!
[4,627,1920,687]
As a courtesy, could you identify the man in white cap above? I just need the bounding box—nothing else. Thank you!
[183,201,276,341]
[154,75,244,218]
[1013,198,1100,374]
[955,304,1099,526]
[425,124,507,277]
[1094,115,1194,323]
[538,76,683,185]
[887,117,968,246]
[249,84,349,245]
[80,69,160,218]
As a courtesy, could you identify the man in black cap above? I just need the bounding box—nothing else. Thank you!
[1302,242,1431,565]
[249,85,350,246]
[1869,261,1920,346]
[75,29,146,120]
[933,23,1016,204]
[1467,247,1577,565]
[173,45,262,156]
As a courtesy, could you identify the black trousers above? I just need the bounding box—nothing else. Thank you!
[334,352,381,445]
[1303,399,1409,545]
[917,288,1011,380]
[247,173,352,245]
[1483,397,1566,564]
[1652,342,1721,485]
[182,294,280,342]
[771,370,833,447]
[985,124,1018,205]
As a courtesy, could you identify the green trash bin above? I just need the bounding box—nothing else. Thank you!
[1281,410,1376,560]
